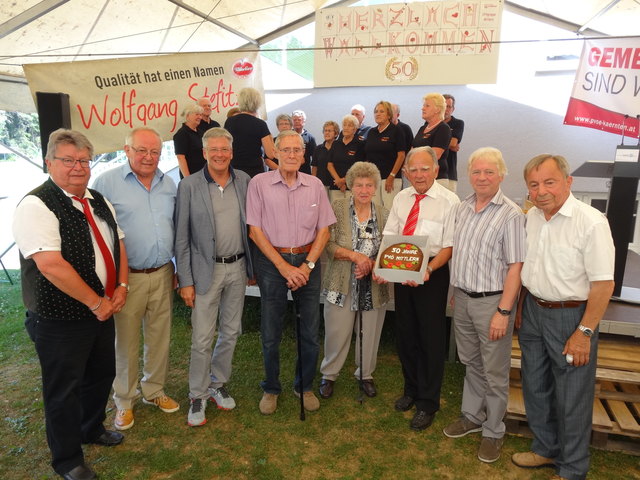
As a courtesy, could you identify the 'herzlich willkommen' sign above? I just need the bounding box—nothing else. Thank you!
[314,0,503,87]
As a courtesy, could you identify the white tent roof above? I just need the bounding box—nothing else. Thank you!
[1,0,639,113]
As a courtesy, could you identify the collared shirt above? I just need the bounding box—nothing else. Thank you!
[450,189,526,292]
[13,181,124,288]
[246,169,336,247]
[521,193,614,301]
[203,166,244,257]
[92,162,176,270]
[383,181,459,257]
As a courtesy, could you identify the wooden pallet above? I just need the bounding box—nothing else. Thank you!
[506,335,640,455]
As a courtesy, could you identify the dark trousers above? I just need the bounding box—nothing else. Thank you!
[394,263,449,413]
[519,296,596,480]
[25,311,115,475]
[256,250,321,394]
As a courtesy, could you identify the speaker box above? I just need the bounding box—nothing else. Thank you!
[36,91,71,172]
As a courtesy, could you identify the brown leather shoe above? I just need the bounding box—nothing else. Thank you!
[359,379,377,397]
[319,379,334,399]
[511,451,556,469]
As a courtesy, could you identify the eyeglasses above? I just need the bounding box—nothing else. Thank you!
[206,147,232,154]
[130,147,161,158]
[279,147,304,155]
[53,156,91,168]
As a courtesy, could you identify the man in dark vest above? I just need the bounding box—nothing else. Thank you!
[13,129,129,480]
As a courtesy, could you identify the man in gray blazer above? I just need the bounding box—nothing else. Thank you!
[174,127,253,427]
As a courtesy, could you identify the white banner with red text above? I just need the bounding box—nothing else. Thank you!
[564,38,640,139]
[24,52,263,154]
[314,0,503,87]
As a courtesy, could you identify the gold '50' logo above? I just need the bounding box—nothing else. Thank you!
[385,57,418,82]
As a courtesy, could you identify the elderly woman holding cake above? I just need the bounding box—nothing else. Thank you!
[319,162,390,400]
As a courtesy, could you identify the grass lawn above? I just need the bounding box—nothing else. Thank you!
[1,270,639,480]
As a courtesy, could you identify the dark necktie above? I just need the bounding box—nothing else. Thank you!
[73,196,116,297]
[402,194,426,235]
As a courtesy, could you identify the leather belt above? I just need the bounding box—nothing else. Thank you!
[129,262,171,274]
[215,253,245,264]
[274,243,313,254]
[460,289,503,298]
[532,295,587,309]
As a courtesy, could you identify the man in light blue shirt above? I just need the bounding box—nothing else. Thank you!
[93,127,178,431]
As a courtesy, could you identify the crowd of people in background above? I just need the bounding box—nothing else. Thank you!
[12,87,615,480]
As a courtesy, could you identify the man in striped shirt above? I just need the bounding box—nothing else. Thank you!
[444,147,526,463]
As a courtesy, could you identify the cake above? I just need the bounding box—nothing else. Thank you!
[379,242,424,271]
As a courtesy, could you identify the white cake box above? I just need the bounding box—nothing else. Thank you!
[373,234,429,285]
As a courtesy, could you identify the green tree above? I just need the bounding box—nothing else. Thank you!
[0,111,41,159]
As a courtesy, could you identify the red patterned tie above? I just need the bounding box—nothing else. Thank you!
[73,196,116,297]
[402,194,426,235]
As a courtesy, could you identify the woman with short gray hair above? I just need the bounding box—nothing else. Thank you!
[319,162,389,400]
[224,88,277,177]
[173,104,204,178]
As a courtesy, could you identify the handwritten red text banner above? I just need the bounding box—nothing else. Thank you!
[24,52,263,154]
[314,0,503,87]
[564,38,640,139]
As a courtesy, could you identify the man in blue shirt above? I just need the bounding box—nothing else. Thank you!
[93,127,178,431]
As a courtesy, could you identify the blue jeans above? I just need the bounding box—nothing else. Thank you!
[519,295,597,480]
[256,250,320,394]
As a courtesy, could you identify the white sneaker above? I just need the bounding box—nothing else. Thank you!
[187,398,207,427]
[209,386,236,410]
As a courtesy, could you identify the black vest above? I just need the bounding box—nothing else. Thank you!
[19,178,120,320]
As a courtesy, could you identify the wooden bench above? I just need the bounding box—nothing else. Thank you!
[506,335,640,455]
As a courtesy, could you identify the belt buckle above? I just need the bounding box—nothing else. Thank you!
[289,247,295,254]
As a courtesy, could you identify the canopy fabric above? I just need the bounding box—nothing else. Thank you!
[0,0,638,113]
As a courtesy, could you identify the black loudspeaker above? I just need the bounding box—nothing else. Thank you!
[36,91,71,172]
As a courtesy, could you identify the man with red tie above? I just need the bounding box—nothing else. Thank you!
[13,129,128,480]
[378,146,459,431]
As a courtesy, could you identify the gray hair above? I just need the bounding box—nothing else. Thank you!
[443,94,456,106]
[276,113,293,128]
[351,104,365,115]
[202,127,233,147]
[405,146,437,168]
[181,104,203,119]
[46,128,94,160]
[125,127,163,147]
[291,110,306,121]
[342,114,359,129]
[275,130,304,150]
[237,87,262,113]
[468,147,507,176]
[345,161,381,190]
[524,154,570,180]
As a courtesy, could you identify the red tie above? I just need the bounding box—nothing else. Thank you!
[73,196,116,297]
[402,194,426,235]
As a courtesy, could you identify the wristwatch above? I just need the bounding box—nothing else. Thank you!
[578,324,594,337]
[497,306,511,316]
[303,259,316,270]
[118,282,130,293]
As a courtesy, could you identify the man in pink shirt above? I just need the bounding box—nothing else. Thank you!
[247,130,336,415]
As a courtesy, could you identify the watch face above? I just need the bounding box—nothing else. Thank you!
[307,261,315,269]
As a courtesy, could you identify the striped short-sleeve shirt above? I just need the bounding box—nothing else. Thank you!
[450,189,526,293]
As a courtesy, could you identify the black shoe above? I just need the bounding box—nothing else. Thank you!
[394,395,414,411]
[88,430,124,446]
[359,379,377,398]
[318,379,334,399]
[410,410,435,431]
[62,464,97,480]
